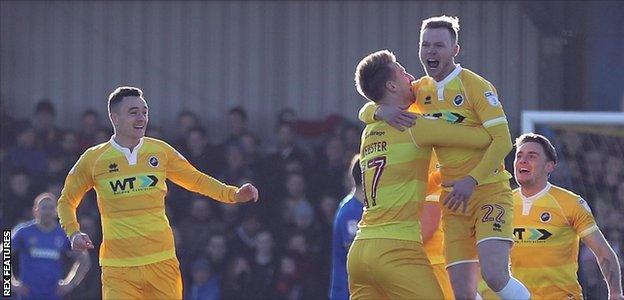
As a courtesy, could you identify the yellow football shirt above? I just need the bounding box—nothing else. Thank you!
[357,117,491,242]
[58,137,239,267]
[511,183,598,299]
[360,65,513,185]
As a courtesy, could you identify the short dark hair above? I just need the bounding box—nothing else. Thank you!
[421,15,460,44]
[354,50,396,102]
[350,154,362,187]
[515,133,558,163]
[228,106,248,121]
[35,99,55,116]
[108,86,143,114]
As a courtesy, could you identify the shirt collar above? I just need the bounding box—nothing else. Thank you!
[109,135,144,165]
[435,64,462,87]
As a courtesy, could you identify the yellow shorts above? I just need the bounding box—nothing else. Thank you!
[347,238,443,299]
[442,181,514,266]
[432,263,454,300]
[101,257,182,300]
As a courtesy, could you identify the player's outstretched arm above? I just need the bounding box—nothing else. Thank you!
[582,230,624,300]
[165,143,236,202]
[234,183,259,203]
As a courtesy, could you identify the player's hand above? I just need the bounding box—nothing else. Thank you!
[442,176,477,213]
[375,104,417,131]
[56,281,74,296]
[70,232,95,251]
[13,283,29,297]
[235,183,259,203]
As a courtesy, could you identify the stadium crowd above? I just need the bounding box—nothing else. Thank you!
[2,99,622,299]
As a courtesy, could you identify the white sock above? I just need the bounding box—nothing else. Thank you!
[495,276,530,300]
[475,292,484,300]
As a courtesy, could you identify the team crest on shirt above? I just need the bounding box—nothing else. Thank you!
[453,94,464,106]
[424,96,432,105]
[148,156,159,167]
[55,237,64,247]
[578,198,592,213]
[485,91,500,106]
[540,211,552,223]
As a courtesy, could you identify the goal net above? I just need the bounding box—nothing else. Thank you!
[521,110,624,299]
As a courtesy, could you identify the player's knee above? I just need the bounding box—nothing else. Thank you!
[481,268,509,292]
[453,289,479,300]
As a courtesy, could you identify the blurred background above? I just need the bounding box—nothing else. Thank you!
[1,1,623,299]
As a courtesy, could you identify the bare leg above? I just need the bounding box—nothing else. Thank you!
[447,261,480,300]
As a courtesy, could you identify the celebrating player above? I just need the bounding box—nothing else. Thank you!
[57,86,259,299]
[348,49,494,299]
[358,15,531,299]
[508,133,622,299]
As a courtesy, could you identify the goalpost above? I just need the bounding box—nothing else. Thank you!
[520,110,624,299]
[521,111,624,133]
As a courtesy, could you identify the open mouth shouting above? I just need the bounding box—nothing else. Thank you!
[518,167,530,175]
[426,58,440,69]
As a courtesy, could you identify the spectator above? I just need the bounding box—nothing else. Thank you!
[172,110,202,149]
[249,231,279,298]
[181,126,222,174]
[222,106,252,146]
[313,136,347,198]
[32,99,63,149]
[230,212,263,257]
[275,254,303,300]
[178,198,221,255]
[217,143,255,186]
[203,234,229,274]
[267,123,311,195]
[3,169,37,226]
[6,125,49,177]
[186,258,220,300]
[76,109,103,150]
[221,256,254,300]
